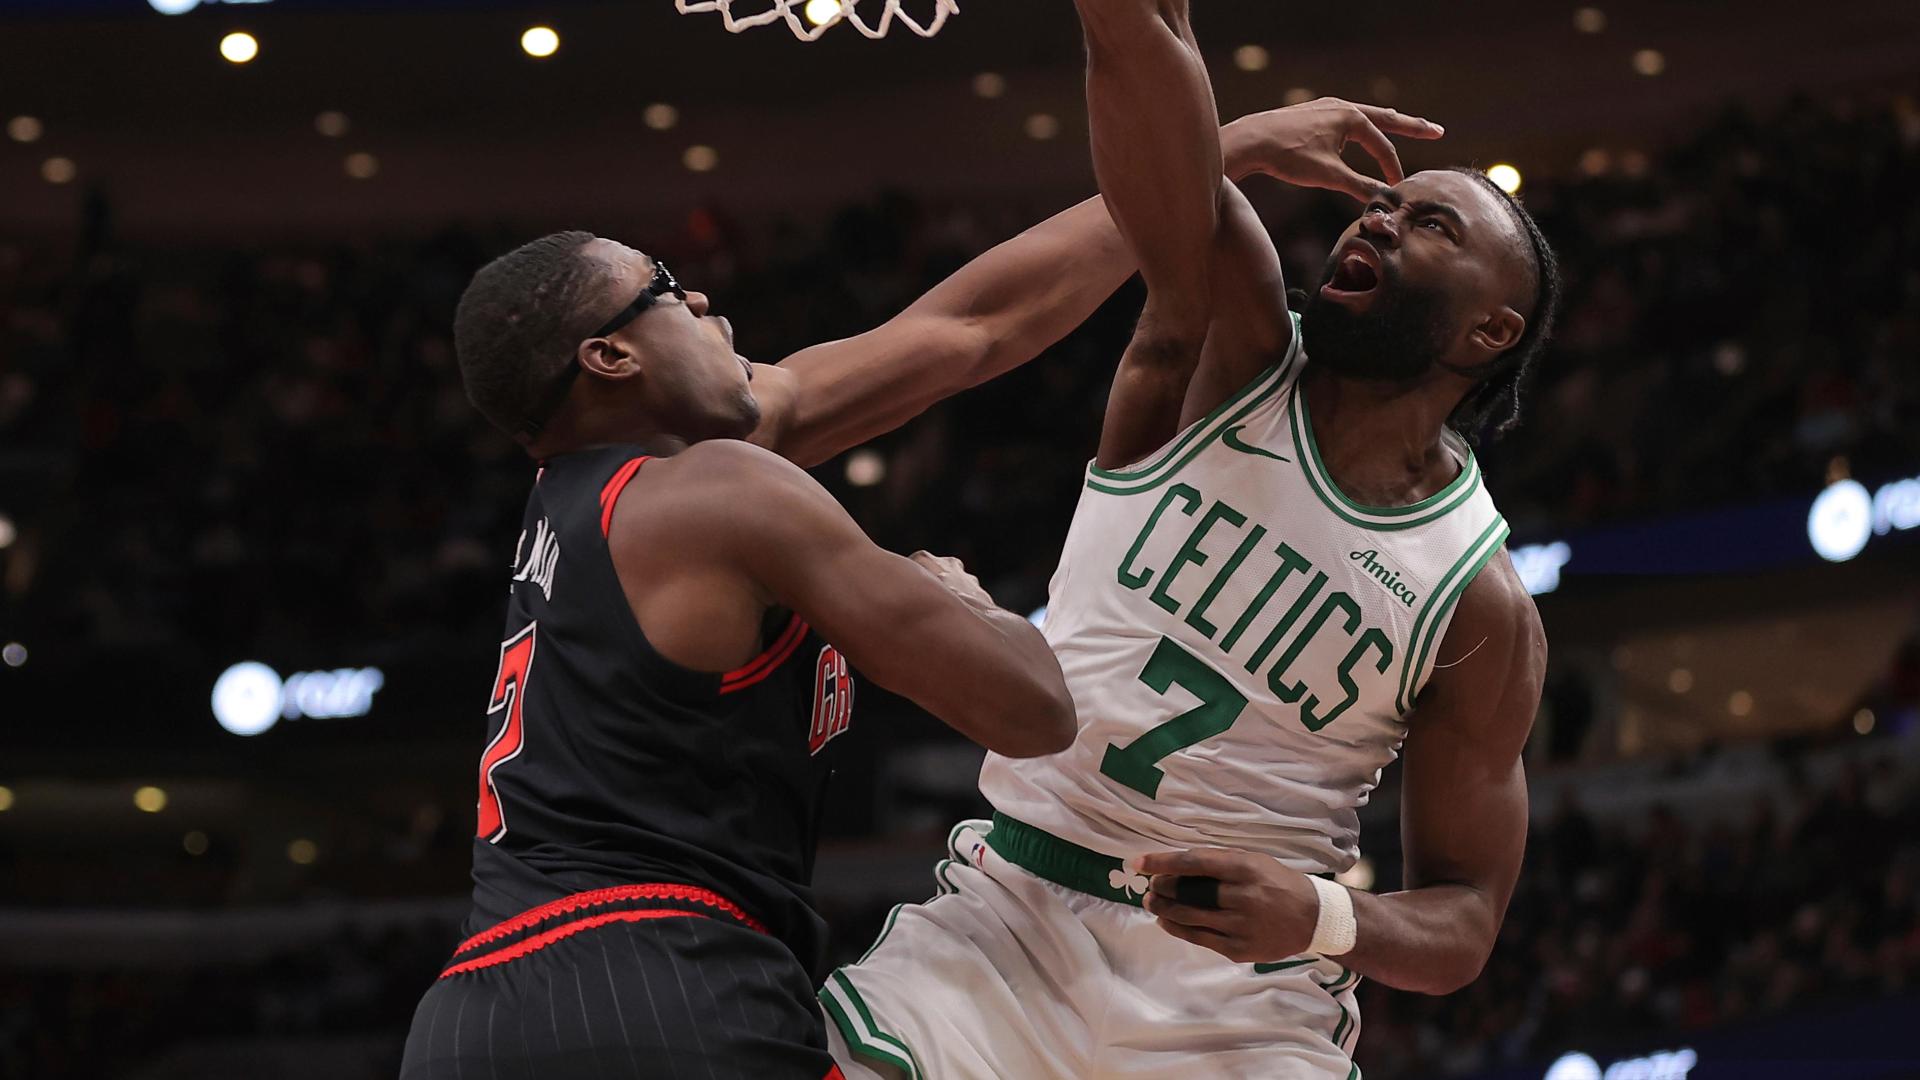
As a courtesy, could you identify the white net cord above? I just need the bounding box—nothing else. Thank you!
[674,0,959,40]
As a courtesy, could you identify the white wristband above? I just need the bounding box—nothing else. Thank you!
[1308,876,1357,957]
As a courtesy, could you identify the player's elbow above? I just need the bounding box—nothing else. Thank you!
[1409,933,1496,996]
[971,677,1077,758]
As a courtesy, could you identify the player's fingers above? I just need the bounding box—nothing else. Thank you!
[909,550,958,574]
[1354,103,1445,140]
[1143,892,1241,933]
[1153,916,1239,958]
[1131,848,1257,882]
[1324,163,1388,204]
[1343,118,1405,187]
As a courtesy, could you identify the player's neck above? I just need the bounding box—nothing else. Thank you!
[528,404,690,460]
[1300,367,1462,507]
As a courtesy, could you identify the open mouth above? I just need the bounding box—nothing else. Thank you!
[1320,239,1384,306]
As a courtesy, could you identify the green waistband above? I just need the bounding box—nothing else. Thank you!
[983,812,1340,910]
[984,812,1150,907]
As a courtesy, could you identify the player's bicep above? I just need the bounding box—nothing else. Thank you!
[1399,564,1545,904]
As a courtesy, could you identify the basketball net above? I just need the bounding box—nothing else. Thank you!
[674,0,958,40]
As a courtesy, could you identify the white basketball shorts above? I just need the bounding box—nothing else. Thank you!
[821,816,1362,1079]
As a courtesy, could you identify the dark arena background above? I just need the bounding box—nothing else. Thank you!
[4,0,1920,1077]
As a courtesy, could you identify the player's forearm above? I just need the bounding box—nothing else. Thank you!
[1077,0,1222,342]
[762,196,1132,469]
[922,195,1135,387]
[1337,883,1501,995]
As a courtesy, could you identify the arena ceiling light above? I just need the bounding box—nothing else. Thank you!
[149,0,280,12]
[1486,163,1523,194]
[6,116,41,144]
[219,31,259,65]
[521,25,560,59]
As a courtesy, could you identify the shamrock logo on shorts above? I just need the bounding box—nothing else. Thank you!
[1108,867,1151,897]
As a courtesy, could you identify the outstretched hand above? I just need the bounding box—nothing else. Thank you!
[1128,847,1324,964]
[1223,97,1445,202]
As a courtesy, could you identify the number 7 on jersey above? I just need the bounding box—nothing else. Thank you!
[476,623,538,842]
[1100,636,1249,799]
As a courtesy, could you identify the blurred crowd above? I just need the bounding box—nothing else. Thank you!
[3,746,1914,1078]
[1355,751,1920,1076]
[3,92,1919,658]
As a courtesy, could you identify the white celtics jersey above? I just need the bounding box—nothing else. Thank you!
[981,322,1510,877]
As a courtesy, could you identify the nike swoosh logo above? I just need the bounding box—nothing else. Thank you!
[1222,425,1290,462]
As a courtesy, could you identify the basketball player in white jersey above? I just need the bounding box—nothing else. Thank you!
[824,1,1560,1076]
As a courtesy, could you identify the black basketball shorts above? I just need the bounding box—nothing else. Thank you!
[401,884,843,1080]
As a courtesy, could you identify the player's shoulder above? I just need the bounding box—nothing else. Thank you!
[643,438,812,494]
[1449,547,1548,671]
[615,439,818,544]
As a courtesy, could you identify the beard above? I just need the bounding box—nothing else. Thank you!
[1300,262,1452,383]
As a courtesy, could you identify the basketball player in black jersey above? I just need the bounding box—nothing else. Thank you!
[399,207,1138,1078]
[399,95,1444,1078]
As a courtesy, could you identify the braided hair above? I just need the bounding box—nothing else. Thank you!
[1443,167,1561,444]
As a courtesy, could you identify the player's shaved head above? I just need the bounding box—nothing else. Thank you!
[453,230,623,438]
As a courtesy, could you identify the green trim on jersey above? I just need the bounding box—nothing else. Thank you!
[1287,381,1484,531]
[821,971,926,1080]
[1085,314,1304,496]
[1393,516,1511,714]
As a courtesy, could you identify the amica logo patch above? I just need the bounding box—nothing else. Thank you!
[1349,549,1418,607]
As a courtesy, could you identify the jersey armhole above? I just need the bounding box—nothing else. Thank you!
[598,455,652,537]
[596,455,732,699]
[1085,313,1305,489]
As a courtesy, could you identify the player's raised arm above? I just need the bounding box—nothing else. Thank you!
[1073,0,1235,469]
[748,196,1134,469]
[743,99,1441,471]
[1129,557,1545,993]
[612,439,1076,758]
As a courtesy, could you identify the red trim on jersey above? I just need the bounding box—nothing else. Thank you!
[720,613,809,694]
[598,455,652,538]
[455,882,768,956]
[440,908,711,977]
[825,1068,847,1080]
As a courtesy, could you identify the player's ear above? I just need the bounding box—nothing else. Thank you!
[1469,306,1524,354]
[577,334,643,380]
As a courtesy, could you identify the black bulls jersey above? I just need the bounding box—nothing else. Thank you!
[464,445,858,975]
